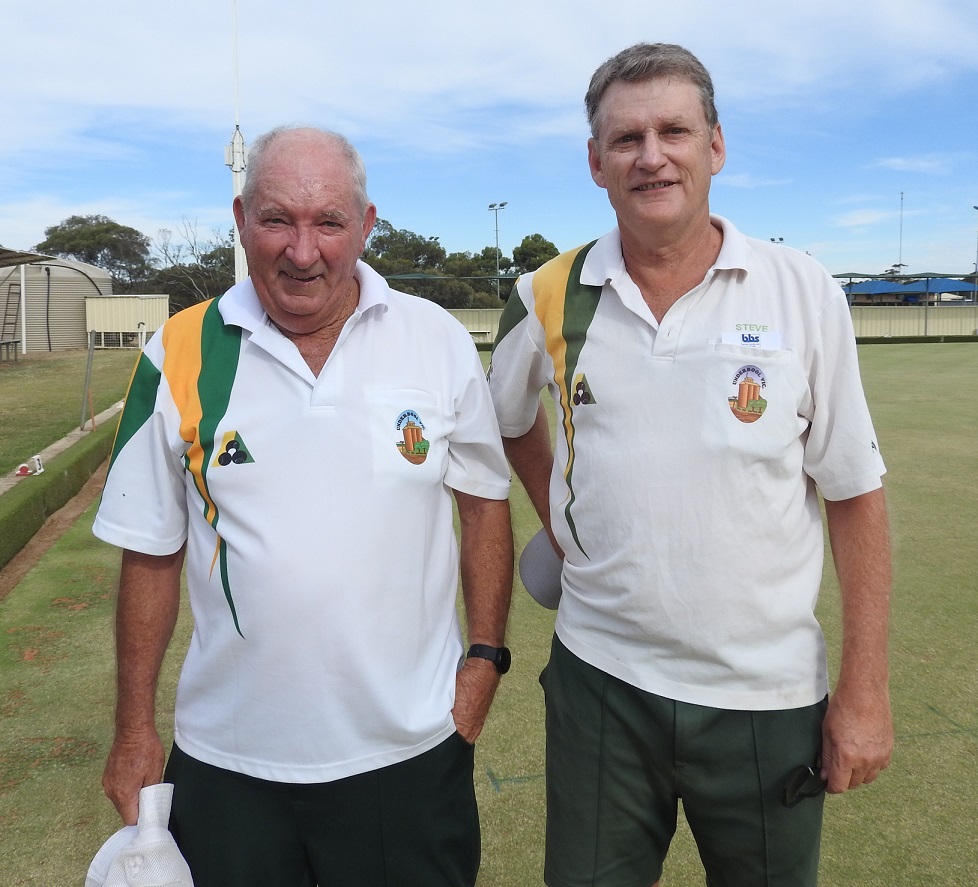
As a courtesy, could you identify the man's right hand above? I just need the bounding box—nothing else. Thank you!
[102,727,166,825]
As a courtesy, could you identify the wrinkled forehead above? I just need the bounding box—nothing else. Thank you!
[247,148,362,218]
[593,76,711,137]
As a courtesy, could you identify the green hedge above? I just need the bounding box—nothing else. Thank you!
[0,424,115,570]
[856,334,978,345]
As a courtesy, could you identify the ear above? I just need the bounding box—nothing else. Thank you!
[232,196,247,239]
[587,138,607,189]
[360,203,378,252]
[710,123,726,176]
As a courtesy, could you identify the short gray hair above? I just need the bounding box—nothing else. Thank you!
[240,125,370,217]
[585,43,718,137]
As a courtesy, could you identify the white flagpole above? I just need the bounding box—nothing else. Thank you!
[225,0,248,283]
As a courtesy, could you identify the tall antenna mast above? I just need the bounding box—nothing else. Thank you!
[898,191,904,273]
[224,0,248,283]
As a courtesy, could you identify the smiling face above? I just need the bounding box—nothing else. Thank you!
[233,131,377,336]
[588,76,725,246]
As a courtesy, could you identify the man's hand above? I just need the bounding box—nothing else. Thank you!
[102,726,166,825]
[820,684,893,794]
[452,490,512,744]
[822,490,892,794]
[105,547,184,824]
[452,657,502,744]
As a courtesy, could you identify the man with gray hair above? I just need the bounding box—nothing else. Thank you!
[95,125,514,886]
[490,43,892,886]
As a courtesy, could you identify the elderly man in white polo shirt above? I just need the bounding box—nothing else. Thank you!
[94,125,513,887]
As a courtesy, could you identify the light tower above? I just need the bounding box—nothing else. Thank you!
[488,201,507,298]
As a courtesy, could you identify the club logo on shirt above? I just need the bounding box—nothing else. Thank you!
[212,431,255,466]
[395,410,430,464]
[572,373,596,406]
[728,365,768,424]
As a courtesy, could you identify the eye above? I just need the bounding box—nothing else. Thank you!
[612,132,640,146]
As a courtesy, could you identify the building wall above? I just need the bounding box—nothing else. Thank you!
[86,295,169,347]
[447,308,503,343]
[850,304,978,338]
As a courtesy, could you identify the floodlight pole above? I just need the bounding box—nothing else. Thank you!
[488,201,507,298]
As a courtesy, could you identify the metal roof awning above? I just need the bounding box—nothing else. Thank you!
[0,246,56,269]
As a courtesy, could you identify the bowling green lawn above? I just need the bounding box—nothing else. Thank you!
[0,342,975,884]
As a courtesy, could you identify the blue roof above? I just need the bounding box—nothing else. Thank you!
[899,278,978,293]
[842,278,977,295]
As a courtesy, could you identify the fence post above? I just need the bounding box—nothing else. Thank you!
[80,330,96,430]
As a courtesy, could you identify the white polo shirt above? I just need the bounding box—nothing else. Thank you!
[489,218,885,711]
[94,261,511,782]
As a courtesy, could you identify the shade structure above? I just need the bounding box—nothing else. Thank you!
[0,246,56,268]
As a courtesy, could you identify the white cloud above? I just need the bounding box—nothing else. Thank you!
[716,173,792,189]
[833,209,898,229]
[3,0,977,273]
[871,156,952,175]
[10,0,978,149]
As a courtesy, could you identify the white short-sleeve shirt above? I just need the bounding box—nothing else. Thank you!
[490,218,884,710]
[94,261,510,782]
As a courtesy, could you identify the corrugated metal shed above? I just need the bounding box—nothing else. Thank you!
[0,258,112,353]
[447,308,503,343]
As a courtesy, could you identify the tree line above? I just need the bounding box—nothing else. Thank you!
[33,214,559,313]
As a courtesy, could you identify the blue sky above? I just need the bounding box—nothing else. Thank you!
[3,0,978,277]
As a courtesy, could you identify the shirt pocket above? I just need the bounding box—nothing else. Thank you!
[365,388,449,489]
[704,340,807,463]
[710,341,793,363]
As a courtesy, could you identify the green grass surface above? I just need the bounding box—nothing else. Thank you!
[0,349,137,476]
[1,343,976,884]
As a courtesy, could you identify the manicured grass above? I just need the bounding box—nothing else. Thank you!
[0,499,191,883]
[0,348,137,476]
[0,343,976,884]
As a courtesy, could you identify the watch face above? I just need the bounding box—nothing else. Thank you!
[496,646,512,675]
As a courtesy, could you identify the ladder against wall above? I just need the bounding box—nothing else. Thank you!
[2,283,21,341]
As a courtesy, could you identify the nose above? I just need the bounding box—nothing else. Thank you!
[286,226,320,270]
[635,133,665,170]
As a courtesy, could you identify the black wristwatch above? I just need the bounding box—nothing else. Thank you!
[466,644,512,675]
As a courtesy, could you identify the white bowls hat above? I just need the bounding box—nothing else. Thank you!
[86,783,194,887]
[86,825,138,887]
[518,528,563,609]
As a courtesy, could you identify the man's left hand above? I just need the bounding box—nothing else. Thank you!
[820,684,893,793]
[452,657,502,744]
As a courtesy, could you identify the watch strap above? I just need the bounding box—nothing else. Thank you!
[466,643,511,675]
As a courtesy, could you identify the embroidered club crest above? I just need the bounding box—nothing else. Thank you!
[728,365,768,423]
[395,410,430,464]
